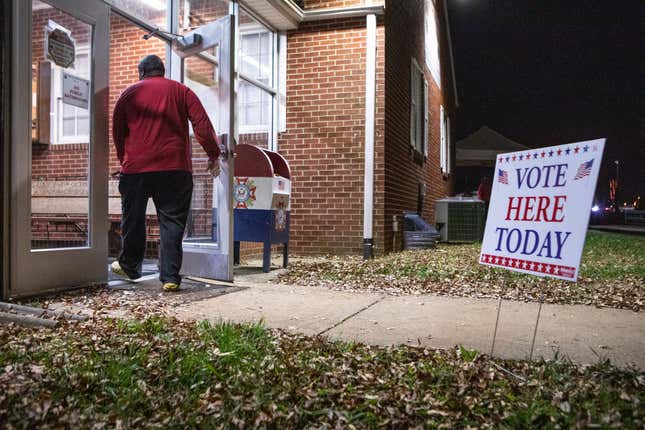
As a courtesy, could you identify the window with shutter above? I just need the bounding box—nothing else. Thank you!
[440,105,451,174]
[410,58,425,156]
[445,114,451,173]
[424,0,441,88]
[423,79,429,157]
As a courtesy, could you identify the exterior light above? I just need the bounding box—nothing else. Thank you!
[591,205,599,212]
[143,0,166,11]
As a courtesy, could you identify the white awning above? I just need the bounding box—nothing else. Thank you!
[239,0,301,30]
[456,126,529,166]
[238,0,385,31]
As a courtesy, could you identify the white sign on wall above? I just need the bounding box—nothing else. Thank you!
[479,139,605,281]
[62,72,90,110]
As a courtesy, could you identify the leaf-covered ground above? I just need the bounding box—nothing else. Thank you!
[1,316,644,429]
[278,231,645,311]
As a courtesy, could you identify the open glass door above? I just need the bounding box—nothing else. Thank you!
[9,0,109,297]
[176,15,236,282]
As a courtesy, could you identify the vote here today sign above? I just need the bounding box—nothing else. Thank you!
[479,139,605,281]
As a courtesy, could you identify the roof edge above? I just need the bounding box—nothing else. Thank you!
[441,0,459,108]
[302,4,385,22]
[263,0,303,27]
[243,1,385,30]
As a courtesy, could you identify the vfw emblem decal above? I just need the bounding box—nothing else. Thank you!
[234,177,256,209]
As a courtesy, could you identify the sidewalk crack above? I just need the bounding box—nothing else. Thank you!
[317,296,385,336]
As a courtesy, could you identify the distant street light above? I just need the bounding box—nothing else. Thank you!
[614,160,619,183]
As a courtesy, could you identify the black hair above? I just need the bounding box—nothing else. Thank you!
[138,55,165,78]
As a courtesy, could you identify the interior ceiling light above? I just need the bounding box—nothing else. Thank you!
[143,0,166,11]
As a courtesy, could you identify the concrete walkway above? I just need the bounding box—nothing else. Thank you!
[175,280,645,370]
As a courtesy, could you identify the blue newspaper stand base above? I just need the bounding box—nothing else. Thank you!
[233,209,290,273]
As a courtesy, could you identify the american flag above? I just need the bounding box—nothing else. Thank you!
[498,169,509,184]
[574,159,593,180]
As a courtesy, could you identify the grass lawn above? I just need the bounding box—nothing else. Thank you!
[1,317,643,429]
[279,231,645,311]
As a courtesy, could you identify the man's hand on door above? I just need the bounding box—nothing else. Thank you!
[207,158,220,177]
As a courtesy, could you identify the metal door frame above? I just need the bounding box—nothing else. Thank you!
[9,0,109,297]
[1,0,11,300]
[174,14,237,282]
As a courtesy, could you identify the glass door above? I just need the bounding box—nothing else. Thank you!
[9,0,109,296]
[176,15,236,282]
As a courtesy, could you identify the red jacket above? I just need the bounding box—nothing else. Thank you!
[478,182,492,202]
[112,76,220,174]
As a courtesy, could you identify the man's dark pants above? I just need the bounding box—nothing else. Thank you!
[118,171,193,284]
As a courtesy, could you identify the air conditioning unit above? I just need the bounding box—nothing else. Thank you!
[435,198,486,243]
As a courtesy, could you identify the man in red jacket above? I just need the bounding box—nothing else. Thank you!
[111,55,221,291]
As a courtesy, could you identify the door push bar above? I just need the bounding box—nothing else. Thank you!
[218,133,239,160]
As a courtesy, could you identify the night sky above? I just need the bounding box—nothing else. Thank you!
[447,0,645,204]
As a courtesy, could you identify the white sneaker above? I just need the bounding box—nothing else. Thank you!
[111,261,132,279]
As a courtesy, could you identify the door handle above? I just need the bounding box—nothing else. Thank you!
[217,134,238,160]
[218,133,229,160]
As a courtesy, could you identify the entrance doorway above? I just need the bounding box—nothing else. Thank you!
[104,10,237,284]
[176,15,236,282]
[7,0,236,298]
[10,0,110,297]
[4,0,289,299]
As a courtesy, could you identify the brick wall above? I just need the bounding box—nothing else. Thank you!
[383,0,454,252]
[278,17,385,255]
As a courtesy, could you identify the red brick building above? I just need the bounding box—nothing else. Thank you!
[279,0,457,255]
[3,0,458,289]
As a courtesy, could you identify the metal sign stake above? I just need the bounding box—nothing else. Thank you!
[529,299,544,361]
[490,296,503,356]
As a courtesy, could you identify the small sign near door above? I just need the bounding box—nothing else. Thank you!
[46,28,76,68]
[62,72,90,109]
